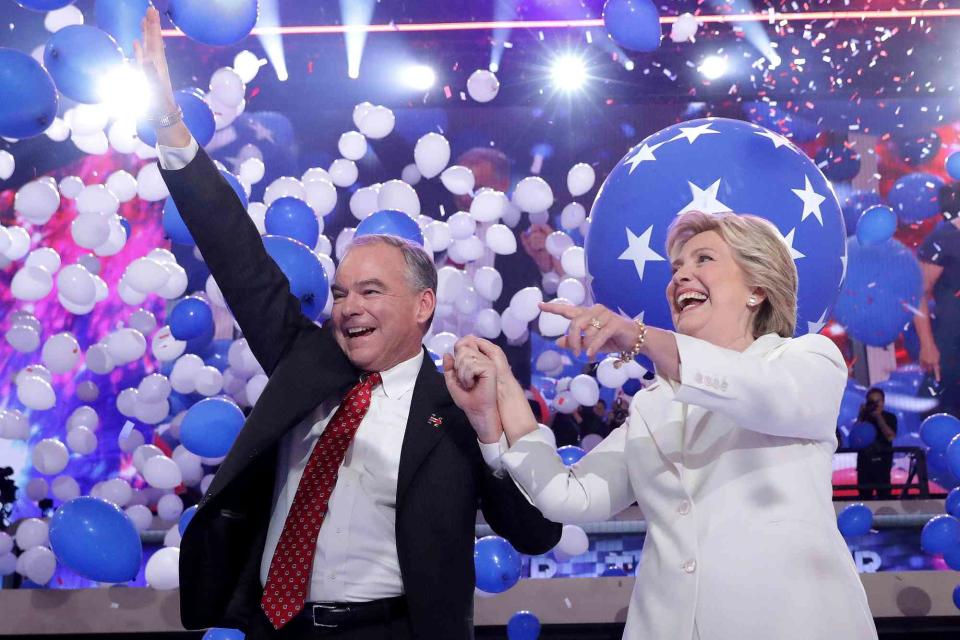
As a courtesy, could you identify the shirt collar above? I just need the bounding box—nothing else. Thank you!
[375,350,424,399]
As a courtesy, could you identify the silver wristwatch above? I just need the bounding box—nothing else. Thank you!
[146,106,184,128]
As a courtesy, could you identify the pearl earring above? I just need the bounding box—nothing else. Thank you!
[748,296,758,307]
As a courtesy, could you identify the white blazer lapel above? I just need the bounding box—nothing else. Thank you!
[634,379,687,470]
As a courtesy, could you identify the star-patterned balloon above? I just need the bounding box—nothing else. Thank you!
[585,117,847,336]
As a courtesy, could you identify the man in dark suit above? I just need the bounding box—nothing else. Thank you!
[138,9,560,639]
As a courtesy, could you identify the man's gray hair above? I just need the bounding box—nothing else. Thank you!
[345,233,438,294]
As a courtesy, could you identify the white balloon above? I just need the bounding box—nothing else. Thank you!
[500,307,528,342]
[44,4,84,32]
[447,211,476,240]
[15,179,61,225]
[545,231,574,258]
[509,287,544,323]
[67,405,99,431]
[570,374,601,407]
[426,332,458,356]
[470,189,508,223]
[58,175,84,199]
[76,184,119,216]
[597,356,630,389]
[137,163,169,202]
[44,116,69,141]
[304,178,337,217]
[116,387,139,418]
[436,266,468,304]
[539,297,573,337]
[0,552,13,577]
[127,308,158,335]
[209,66,246,107]
[358,105,395,139]
[207,92,243,130]
[71,212,111,249]
[670,12,700,43]
[107,118,138,154]
[378,179,421,217]
[473,266,503,301]
[41,332,81,373]
[11,265,53,300]
[97,478,132,507]
[170,354,204,393]
[125,257,170,293]
[400,163,421,185]
[6,324,40,353]
[106,170,138,203]
[106,328,147,364]
[0,409,29,440]
[501,201,522,228]
[25,477,48,501]
[51,476,80,502]
[17,545,56,584]
[15,518,48,551]
[145,546,180,589]
[66,425,97,455]
[349,185,380,221]
[474,308,501,339]
[125,504,153,532]
[4,226,31,260]
[93,215,127,257]
[18,376,56,411]
[513,176,554,213]
[560,202,587,231]
[449,236,484,263]
[233,49,262,83]
[75,380,100,402]
[338,131,368,161]
[32,438,69,474]
[0,150,14,180]
[72,130,109,155]
[238,158,265,189]
[529,210,549,226]
[143,455,182,490]
[466,69,500,103]
[132,444,164,472]
[245,373,269,406]
[535,350,562,374]
[556,524,590,556]
[138,373,172,404]
[327,158,358,188]
[195,366,224,397]
[26,249,61,277]
[423,221,452,252]
[413,132,451,179]
[84,343,115,374]
[561,246,586,279]
[157,493,184,521]
[554,391,578,414]
[119,427,145,453]
[484,223,517,255]
[567,163,596,197]
[440,165,475,196]
[135,398,170,425]
[557,278,586,306]
[244,201,266,234]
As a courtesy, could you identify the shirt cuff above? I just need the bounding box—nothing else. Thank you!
[157,136,200,171]
[478,433,509,471]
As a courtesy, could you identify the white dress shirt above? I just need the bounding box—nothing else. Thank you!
[157,138,508,602]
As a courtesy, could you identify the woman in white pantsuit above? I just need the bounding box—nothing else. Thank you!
[444,211,878,640]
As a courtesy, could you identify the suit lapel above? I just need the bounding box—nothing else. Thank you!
[397,349,452,505]
[637,378,687,470]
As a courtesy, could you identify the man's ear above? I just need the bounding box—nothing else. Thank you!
[416,288,437,325]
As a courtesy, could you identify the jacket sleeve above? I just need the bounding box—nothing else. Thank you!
[157,145,319,375]
[672,333,847,441]
[475,440,563,555]
[498,426,636,525]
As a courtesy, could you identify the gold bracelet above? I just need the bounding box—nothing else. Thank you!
[613,320,647,369]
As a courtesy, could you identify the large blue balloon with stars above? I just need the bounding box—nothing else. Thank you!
[586,118,846,336]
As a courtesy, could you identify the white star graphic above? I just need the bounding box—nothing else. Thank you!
[753,128,791,149]
[806,308,829,334]
[618,226,665,281]
[677,179,732,216]
[623,142,665,174]
[783,228,805,260]
[670,122,720,144]
[791,176,826,226]
[617,307,645,323]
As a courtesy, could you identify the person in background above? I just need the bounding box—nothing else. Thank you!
[856,388,898,499]
[579,399,610,439]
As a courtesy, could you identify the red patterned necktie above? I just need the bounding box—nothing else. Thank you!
[260,372,382,629]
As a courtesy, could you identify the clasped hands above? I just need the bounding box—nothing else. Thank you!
[442,302,644,444]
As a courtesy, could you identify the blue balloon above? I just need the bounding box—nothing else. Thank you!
[856,205,897,247]
[946,152,960,181]
[355,210,424,246]
[838,380,868,430]
[180,397,245,458]
[847,422,877,450]
[168,0,258,46]
[265,197,320,248]
[621,378,643,396]
[44,25,124,104]
[138,88,216,147]
[836,503,873,537]
[947,434,960,480]
[168,296,213,341]
[944,546,960,571]
[833,236,921,346]
[816,142,861,182]
[841,191,882,237]
[893,130,941,167]
[920,413,960,452]
[920,515,960,554]
[201,339,233,372]
[602,0,661,53]
[744,101,819,143]
[947,488,960,518]
[15,0,75,10]
[202,629,245,640]
[954,584,960,610]
[0,49,59,139]
[557,445,586,466]
[184,319,215,355]
[262,235,329,321]
[178,504,198,536]
[507,610,541,640]
[474,536,522,594]
[95,0,150,56]
[49,497,143,583]
[163,167,248,245]
[887,172,944,223]
[587,118,845,337]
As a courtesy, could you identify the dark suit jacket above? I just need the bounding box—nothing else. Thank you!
[159,147,561,640]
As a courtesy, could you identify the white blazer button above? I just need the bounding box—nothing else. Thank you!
[678,500,691,515]
[682,559,697,574]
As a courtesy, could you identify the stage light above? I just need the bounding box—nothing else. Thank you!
[257,0,289,82]
[341,0,376,79]
[699,55,728,80]
[401,64,437,90]
[550,54,587,92]
[98,63,151,119]
[489,61,499,73]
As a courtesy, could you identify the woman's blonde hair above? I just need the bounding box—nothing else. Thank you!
[665,211,798,338]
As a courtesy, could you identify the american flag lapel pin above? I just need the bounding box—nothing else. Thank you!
[428,414,443,428]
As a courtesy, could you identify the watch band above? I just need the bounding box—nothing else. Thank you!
[146,106,184,128]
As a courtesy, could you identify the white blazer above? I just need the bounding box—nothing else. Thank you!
[501,332,878,640]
